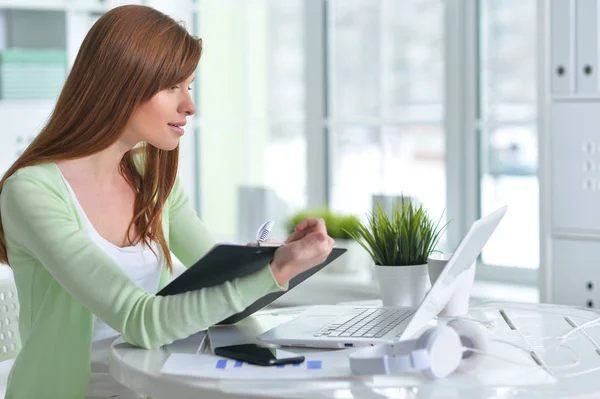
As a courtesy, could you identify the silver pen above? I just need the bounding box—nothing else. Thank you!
[256,220,275,245]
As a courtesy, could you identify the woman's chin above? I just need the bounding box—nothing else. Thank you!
[165,141,180,151]
[148,139,180,151]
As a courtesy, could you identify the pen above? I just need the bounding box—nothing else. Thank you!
[256,220,275,245]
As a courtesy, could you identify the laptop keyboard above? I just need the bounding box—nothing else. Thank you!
[313,308,415,338]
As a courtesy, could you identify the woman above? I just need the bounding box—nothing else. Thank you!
[0,5,334,399]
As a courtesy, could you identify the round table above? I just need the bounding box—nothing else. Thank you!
[110,301,600,399]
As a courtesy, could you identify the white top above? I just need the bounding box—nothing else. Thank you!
[58,171,162,399]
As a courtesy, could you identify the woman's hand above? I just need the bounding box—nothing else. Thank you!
[284,217,329,244]
[270,218,335,285]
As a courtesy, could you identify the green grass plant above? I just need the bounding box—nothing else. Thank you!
[347,197,449,266]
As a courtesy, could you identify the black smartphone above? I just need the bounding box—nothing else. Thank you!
[214,344,305,366]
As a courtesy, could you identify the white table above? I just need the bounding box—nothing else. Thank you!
[110,302,600,399]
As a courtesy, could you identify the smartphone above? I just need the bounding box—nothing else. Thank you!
[214,343,305,366]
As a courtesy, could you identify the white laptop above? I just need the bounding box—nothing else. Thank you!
[257,206,507,349]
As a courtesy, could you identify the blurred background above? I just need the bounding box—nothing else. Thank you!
[0,0,539,302]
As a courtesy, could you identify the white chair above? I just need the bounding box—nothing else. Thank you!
[0,278,20,398]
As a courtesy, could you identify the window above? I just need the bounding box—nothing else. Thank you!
[196,0,306,242]
[328,0,446,228]
[478,0,538,269]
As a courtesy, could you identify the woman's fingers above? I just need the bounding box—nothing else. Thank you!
[327,236,335,247]
[284,230,305,243]
[285,218,328,243]
[295,217,327,233]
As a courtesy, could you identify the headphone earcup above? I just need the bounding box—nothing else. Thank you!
[446,319,489,372]
[417,325,463,379]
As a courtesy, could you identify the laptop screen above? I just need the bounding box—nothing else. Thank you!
[399,206,507,340]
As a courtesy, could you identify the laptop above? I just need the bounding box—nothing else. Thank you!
[257,206,507,349]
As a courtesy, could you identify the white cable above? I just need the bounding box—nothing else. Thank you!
[558,316,600,342]
[452,313,581,371]
[490,338,531,352]
[448,313,569,348]
[450,315,496,328]
[536,344,580,370]
[483,331,581,371]
[500,313,557,376]
[490,337,581,367]
[463,347,540,367]
[464,344,580,371]
[463,306,600,377]
[559,365,600,378]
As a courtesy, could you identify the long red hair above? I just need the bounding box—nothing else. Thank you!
[0,5,202,272]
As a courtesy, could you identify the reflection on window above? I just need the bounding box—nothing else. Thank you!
[381,0,444,121]
[197,0,306,242]
[479,0,538,268]
[329,0,445,244]
[331,125,445,222]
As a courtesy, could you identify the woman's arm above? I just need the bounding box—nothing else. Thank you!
[0,173,284,349]
[166,177,217,267]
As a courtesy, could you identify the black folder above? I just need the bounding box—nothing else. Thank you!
[157,244,347,325]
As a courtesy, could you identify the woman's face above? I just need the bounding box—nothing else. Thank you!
[123,74,196,150]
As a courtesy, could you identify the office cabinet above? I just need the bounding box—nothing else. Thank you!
[550,102,600,233]
[542,0,600,305]
[0,49,66,100]
[550,0,574,94]
[552,239,600,308]
[575,0,598,92]
[550,0,600,94]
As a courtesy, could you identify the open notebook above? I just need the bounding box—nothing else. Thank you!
[157,243,347,324]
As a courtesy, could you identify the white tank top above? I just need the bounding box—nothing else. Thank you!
[58,170,162,399]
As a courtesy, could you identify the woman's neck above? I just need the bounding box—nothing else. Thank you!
[56,140,133,187]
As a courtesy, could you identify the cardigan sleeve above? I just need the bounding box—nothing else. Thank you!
[167,176,217,267]
[0,173,285,349]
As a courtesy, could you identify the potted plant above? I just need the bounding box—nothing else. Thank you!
[347,197,448,307]
[286,209,370,275]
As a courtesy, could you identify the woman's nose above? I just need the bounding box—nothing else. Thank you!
[180,94,196,116]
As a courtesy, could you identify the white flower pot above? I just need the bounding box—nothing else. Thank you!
[427,252,476,316]
[374,264,431,307]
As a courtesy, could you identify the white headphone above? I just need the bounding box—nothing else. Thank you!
[349,319,489,379]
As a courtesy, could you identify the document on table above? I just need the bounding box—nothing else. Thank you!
[160,352,352,380]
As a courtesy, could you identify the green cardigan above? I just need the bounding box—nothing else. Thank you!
[0,162,286,398]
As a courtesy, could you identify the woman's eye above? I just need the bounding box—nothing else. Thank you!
[171,85,179,90]
[188,87,193,91]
